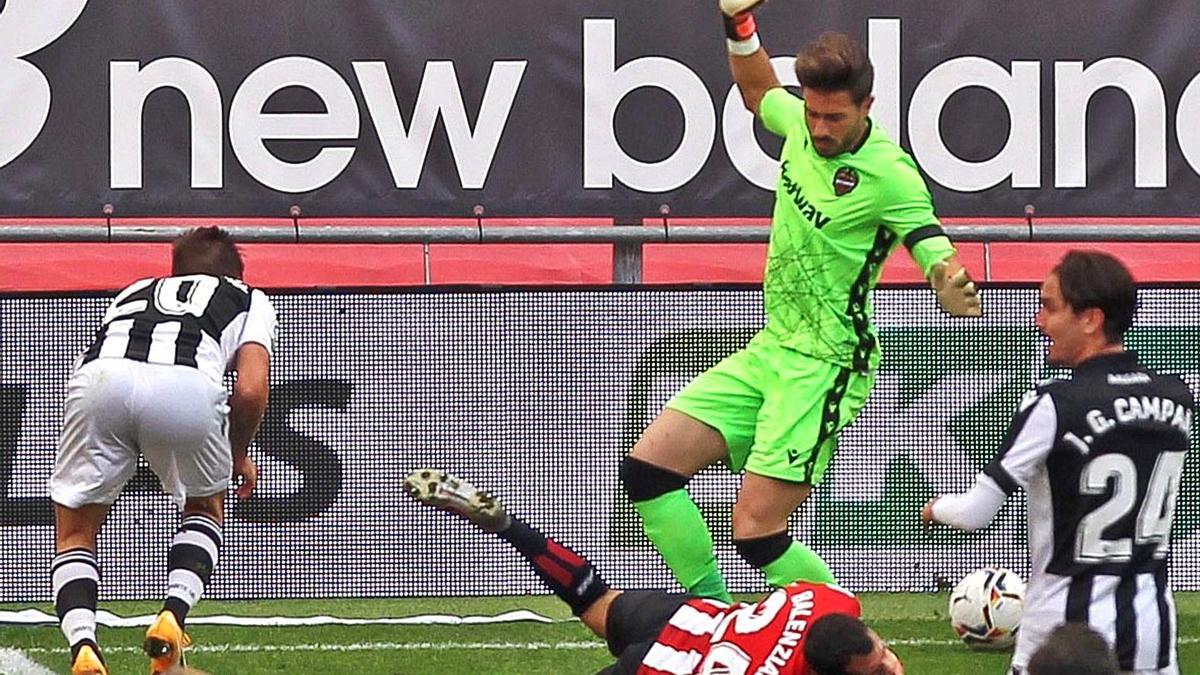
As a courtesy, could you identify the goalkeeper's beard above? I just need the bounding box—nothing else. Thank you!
[812,121,866,157]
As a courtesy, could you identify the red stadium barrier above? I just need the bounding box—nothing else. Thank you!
[2,218,1200,290]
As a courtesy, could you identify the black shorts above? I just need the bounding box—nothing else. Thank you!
[595,591,690,675]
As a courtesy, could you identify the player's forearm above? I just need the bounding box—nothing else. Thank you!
[228,386,268,460]
[931,474,1008,531]
[729,49,780,116]
[722,0,778,115]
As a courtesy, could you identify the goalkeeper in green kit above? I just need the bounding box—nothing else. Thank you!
[620,0,983,602]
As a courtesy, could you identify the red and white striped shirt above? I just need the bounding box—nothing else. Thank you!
[639,582,861,675]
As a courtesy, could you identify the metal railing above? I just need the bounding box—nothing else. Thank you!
[5,221,1200,243]
[3,221,1199,284]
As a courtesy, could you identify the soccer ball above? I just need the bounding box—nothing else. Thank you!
[948,567,1025,649]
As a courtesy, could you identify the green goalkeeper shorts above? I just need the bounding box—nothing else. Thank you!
[666,332,874,484]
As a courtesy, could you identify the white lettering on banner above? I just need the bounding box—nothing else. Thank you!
[110,56,526,193]
[0,0,88,169]
[909,57,1041,191]
[1178,76,1200,174]
[229,57,360,193]
[868,19,902,150]
[584,16,1200,194]
[354,60,526,189]
[1055,59,1167,188]
[582,18,715,191]
[721,57,798,190]
[110,58,224,189]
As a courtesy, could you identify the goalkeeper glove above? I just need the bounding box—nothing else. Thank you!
[930,262,983,317]
[721,0,766,56]
[721,0,767,17]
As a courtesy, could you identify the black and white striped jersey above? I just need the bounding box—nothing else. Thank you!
[986,351,1193,672]
[79,275,277,384]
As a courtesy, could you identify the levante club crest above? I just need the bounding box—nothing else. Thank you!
[833,167,859,196]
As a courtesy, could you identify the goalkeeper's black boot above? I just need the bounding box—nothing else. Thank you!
[404,469,512,533]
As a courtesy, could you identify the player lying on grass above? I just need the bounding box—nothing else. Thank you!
[405,470,904,675]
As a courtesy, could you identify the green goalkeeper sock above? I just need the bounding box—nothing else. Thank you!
[761,540,837,587]
[634,489,731,602]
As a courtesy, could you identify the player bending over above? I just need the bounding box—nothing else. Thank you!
[405,470,904,675]
[49,227,276,675]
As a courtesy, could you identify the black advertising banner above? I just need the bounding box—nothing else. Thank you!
[1,1,1199,219]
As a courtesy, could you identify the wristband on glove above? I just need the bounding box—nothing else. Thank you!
[723,12,761,56]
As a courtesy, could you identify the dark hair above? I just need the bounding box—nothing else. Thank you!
[172,226,244,279]
[804,613,875,675]
[794,32,874,104]
[1052,250,1136,343]
[1027,623,1117,675]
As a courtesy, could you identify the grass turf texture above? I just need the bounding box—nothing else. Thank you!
[2,593,1197,674]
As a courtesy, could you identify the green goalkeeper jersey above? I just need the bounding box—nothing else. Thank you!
[757,88,956,372]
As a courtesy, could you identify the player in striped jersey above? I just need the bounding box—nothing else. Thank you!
[406,470,904,675]
[922,252,1193,675]
[48,227,277,675]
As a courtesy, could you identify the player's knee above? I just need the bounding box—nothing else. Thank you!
[733,531,791,570]
[730,499,790,537]
[620,456,689,502]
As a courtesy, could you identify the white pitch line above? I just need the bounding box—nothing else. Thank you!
[0,608,558,628]
[18,636,1200,656]
[198,641,608,653]
[0,648,57,675]
[19,641,607,655]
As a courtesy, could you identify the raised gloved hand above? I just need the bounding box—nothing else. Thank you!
[720,0,766,17]
[930,262,983,317]
[721,0,766,47]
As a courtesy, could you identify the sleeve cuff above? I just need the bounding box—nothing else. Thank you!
[908,232,956,277]
[903,225,946,250]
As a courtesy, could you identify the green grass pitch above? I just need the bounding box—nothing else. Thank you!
[2,593,1197,674]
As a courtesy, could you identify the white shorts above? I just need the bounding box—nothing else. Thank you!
[49,359,231,509]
